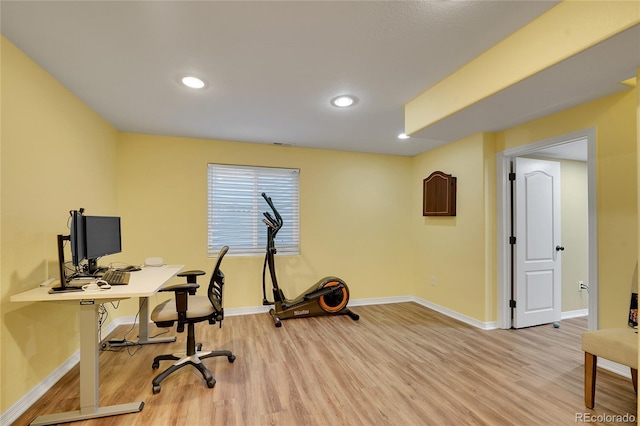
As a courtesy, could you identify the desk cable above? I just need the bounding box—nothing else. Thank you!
[98,301,121,352]
[100,298,172,356]
[101,299,143,356]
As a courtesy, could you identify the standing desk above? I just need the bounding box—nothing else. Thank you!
[10,264,184,425]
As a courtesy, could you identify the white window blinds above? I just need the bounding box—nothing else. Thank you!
[207,164,300,256]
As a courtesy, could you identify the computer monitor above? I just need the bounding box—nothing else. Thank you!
[70,210,86,267]
[53,210,86,291]
[85,215,122,274]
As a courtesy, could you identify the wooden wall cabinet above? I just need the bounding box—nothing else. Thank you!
[423,171,456,216]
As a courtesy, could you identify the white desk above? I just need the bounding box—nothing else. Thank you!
[11,264,184,425]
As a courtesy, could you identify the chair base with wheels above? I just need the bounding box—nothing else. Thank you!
[150,246,235,394]
[151,322,236,394]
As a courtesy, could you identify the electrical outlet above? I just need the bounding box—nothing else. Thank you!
[431,276,437,287]
[578,280,584,291]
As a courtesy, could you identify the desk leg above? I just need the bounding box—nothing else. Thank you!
[110,297,176,347]
[30,302,143,426]
[80,303,99,412]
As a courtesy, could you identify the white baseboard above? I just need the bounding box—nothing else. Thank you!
[562,309,589,320]
[599,359,633,379]
[112,305,272,326]
[348,295,413,307]
[226,305,271,316]
[411,297,499,330]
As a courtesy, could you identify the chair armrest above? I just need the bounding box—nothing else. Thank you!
[160,283,200,294]
[177,270,206,284]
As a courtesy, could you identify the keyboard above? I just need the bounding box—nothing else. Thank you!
[101,270,130,285]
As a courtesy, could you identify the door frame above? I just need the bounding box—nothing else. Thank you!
[496,128,598,330]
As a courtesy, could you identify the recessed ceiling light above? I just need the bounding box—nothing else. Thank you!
[398,133,410,140]
[181,76,206,89]
[331,95,357,108]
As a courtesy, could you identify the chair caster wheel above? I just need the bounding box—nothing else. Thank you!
[152,385,161,394]
[207,379,216,389]
[228,354,236,363]
[353,314,360,320]
[196,343,202,351]
[275,321,282,328]
[152,362,159,369]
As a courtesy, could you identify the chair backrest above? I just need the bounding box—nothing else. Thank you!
[208,246,229,320]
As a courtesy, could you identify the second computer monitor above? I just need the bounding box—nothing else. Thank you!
[70,210,86,267]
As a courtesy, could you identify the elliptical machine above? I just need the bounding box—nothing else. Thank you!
[261,193,359,327]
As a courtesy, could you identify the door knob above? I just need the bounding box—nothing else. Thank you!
[556,245,565,251]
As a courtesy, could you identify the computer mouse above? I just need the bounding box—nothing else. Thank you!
[96,279,111,289]
[123,265,141,272]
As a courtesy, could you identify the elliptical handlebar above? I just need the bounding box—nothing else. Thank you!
[262,192,283,304]
[263,212,277,228]
[261,192,283,233]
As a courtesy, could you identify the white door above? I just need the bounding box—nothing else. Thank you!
[513,157,562,328]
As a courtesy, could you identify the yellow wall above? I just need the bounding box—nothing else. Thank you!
[410,133,496,323]
[559,159,589,313]
[1,37,119,412]
[496,88,638,329]
[114,133,414,317]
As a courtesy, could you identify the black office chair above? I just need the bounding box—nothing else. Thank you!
[150,246,235,394]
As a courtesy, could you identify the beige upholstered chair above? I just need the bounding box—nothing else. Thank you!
[150,246,235,394]
[581,328,637,408]
[581,265,638,408]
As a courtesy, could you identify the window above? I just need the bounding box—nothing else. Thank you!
[207,164,300,256]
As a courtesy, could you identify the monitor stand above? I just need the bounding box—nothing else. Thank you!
[88,259,100,275]
[49,286,83,293]
[50,234,85,293]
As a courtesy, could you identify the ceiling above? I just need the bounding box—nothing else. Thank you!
[1,1,637,157]
[528,140,588,162]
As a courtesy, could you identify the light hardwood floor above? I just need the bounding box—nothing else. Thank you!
[13,303,638,425]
